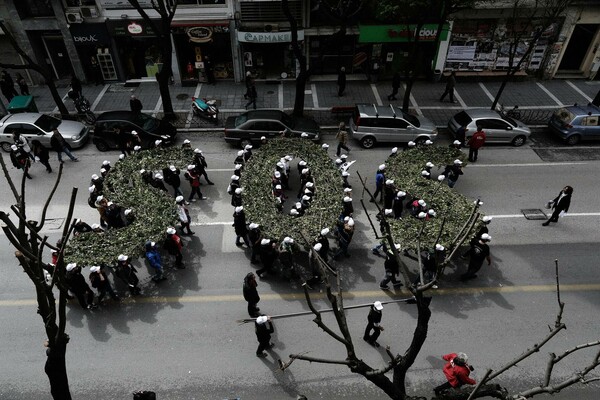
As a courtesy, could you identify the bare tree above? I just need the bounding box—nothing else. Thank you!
[282,0,308,117]
[489,0,573,110]
[0,155,78,400]
[128,0,177,119]
[0,20,69,116]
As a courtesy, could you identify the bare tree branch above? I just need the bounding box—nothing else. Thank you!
[38,163,64,232]
[301,283,349,346]
[288,354,352,366]
[0,154,20,204]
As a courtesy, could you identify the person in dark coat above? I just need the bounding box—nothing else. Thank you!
[393,190,406,219]
[192,148,214,185]
[387,72,401,101]
[363,301,384,347]
[70,75,82,98]
[454,125,467,147]
[165,227,185,268]
[383,179,396,209]
[89,265,120,303]
[65,263,96,309]
[151,173,169,192]
[130,95,143,113]
[315,228,330,263]
[337,67,346,96]
[90,56,103,85]
[204,55,215,84]
[443,159,464,188]
[255,315,275,357]
[379,246,403,290]
[543,185,573,226]
[15,73,29,95]
[73,219,93,236]
[461,234,491,281]
[114,254,141,295]
[244,71,254,99]
[245,84,257,110]
[164,165,184,198]
[104,201,125,229]
[50,129,78,163]
[248,223,262,264]
[243,272,260,317]
[10,144,32,179]
[439,71,457,103]
[1,70,18,102]
[31,140,52,173]
[233,206,250,247]
[256,238,277,278]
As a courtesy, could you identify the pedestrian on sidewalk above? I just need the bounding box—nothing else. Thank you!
[244,71,254,99]
[387,72,401,101]
[467,126,486,162]
[90,56,104,86]
[337,67,346,97]
[433,352,476,396]
[542,186,573,226]
[15,73,29,95]
[255,315,275,357]
[243,272,260,317]
[439,71,457,103]
[31,140,52,173]
[335,122,350,156]
[245,84,257,110]
[1,70,18,102]
[363,301,384,347]
[460,234,491,281]
[51,129,78,163]
[130,95,143,113]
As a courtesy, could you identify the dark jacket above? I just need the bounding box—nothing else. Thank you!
[66,269,91,293]
[50,131,71,151]
[243,280,260,303]
[233,212,248,236]
[367,307,382,326]
[130,98,143,113]
[255,321,274,344]
[552,191,571,212]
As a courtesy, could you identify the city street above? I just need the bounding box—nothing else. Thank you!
[1,133,599,399]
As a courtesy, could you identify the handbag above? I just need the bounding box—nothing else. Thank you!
[545,200,554,209]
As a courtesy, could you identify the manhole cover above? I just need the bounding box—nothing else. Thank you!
[521,209,547,220]
[266,90,275,95]
[44,218,65,230]
[176,93,189,100]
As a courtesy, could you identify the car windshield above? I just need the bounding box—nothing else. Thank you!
[280,113,293,128]
[501,115,518,127]
[235,114,248,127]
[133,113,159,131]
[554,108,575,124]
[35,115,61,132]
[454,111,473,126]
[402,112,421,127]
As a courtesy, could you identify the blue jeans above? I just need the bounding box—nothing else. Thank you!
[57,147,77,162]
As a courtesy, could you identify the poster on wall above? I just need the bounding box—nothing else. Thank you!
[446,40,477,62]
[244,52,253,67]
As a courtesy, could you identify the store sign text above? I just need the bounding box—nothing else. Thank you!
[187,27,213,43]
[128,22,143,35]
[387,27,438,41]
[237,30,304,43]
[73,34,99,43]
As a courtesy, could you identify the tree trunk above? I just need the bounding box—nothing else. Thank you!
[157,35,175,119]
[401,23,424,113]
[293,69,308,117]
[44,73,69,116]
[44,340,72,400]
[282,0,307,117]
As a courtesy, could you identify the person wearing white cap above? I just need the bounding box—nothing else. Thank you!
[409,199,427,217]
[233,206,250,247]
[315,228,331,262]
[165,227,185,268]
[390,147,399,157]
[307,243,325,288]
[9,144,33,179]
[279,237,295,272]
[443,159,464,188]
[407,141,416,148]
[425,139,433,145]
[260,136,267,144]
[370,164,386,203]
[342,196,353,217]
[73,218,93,236]
[333,217,355,260]
[64,263,96,309]
[176,196,195,235]
[322,143,329,150]
[154,139,162,148]
[451,139,462,149]
[182,138,191,148]
[341,170,351,189]
[191,148,214,185]
[88,265,120,303]
[336,122,350,156]
[184,165,207,202]
[421,170,431,179]
[461,233,491,281]
[133,145,142,152]
[115,254,141,295]
[393,191,406,219]
[363,301,384,347]
[255,315,275,357]
[228,174,241,196]
[256,238,277,278]
[379,244,403,290]
[243,144,253,162]
[248,223,262,264]
[474,216,492,240]
[234,150,245,167]
[231,187,244,208]
[454,124,468,147]
[298,168,314,199]
[383,179,396,209]
[151,173,169,192]
[164,165,185,200]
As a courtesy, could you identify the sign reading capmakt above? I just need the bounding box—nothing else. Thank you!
[237,30,304,43]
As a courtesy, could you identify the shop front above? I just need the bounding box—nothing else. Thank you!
[172,21,233,85]
[358,24,450,79]
[69,23,117,82]
[106,19,163,80]
[236,30,304,80]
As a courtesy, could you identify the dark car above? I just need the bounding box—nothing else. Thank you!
[548,104,600,145]
[92,111,177,151]
[224,110,320,147]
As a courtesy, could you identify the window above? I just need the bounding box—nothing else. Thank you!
[250,121,280,131]
[178,0,226,5]
[35,115,61,132]
[582,116,599,126]
[15,0,54,18]
[359,118,376,127]
[4,124,22,135]
[479,119,510,130]
[454,111,473,126]
[20,124,44,136]
[379,119,408,129]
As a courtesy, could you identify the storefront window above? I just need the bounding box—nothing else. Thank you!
[15,0,54,18]
[65,0,97,6]
[178,0,226,5]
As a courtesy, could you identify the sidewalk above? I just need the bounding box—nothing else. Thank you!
[23,77,600,129]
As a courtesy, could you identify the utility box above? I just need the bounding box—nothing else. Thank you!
[7,95,38,114]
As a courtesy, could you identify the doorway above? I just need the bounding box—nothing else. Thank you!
[558,24,599,71]
[42,36,73,79]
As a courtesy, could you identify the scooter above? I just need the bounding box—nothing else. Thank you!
[191,97,219,125]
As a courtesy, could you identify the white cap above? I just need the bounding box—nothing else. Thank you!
[340,154,348,160]
[418,212,427,219]
[166,227,176,235]
[347,218,355,226]
[75,218,82,224]
[320,228,329,235]
[131,130,138,136]
[66,263,77,272]
[335,159,343,165]
[344,216,350,222]
[453,140,461,145]
[425,140,433,145]
[435,244,445,251]
[245,144,253,150]
[437,175,446,182]
[150,241,156,247]
[170,165,177,172]
[426,162,434,168]
[301,132,309,138]
[103,160,110,166]
[305,182,314,188]
[139,169,146,174]
[299,160,307,166]
[235,188,243,194]
[134,145,141,151]
[235,164,242,170]
[231,175,240,181]
[274,171,281,178]
[322,144,329,149]
[260,136,266,140]
[391,147,398,153]
[155,140,162,146]
[119,154,125,160]
[10,144,17,151]
[237,150,244,156]
[124,209,132,216]
[96,195,104,202]
[379,164,386,170]
[187,164,196,170]
[302,168,309,175]
[481,233,492,241]
[100,168,106,174]
[118,254,128,261]
[91,174,99,180]
[155,173,163,179]
[474,200,483,206]
[343,196,352,203]
[283,237,294,244]
[302,195,310,201]
[194,148,202,154]
[249,223,259,229]
[261,239,271,245]
[176,195,184,203]
[290,209,299,215]
[418,200,426,206]
[304,189,311,194]
[394,243,401,250]
[91,223,100,229]
[482,216,492,223]
[256,316,268,324]
[89,266,100,273]
[421,170,430,176]
[275,185,282,190]
[396,191,406,197]
[408,141,416,147]
[295,202,302,208]
[384,209,393,215]
[385,179,394,185]
[313,243,322,251]
[342,171,349,177]
[235,206,244,213]
[285,155,292,161]
[107,202,113,206]
[428,209,437,217]
[344,188,352,193]
[88,185,95,193]
[454,159,463,165]
[374,301,383,311]
[183,139,190,144]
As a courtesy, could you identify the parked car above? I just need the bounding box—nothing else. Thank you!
[448,109,531,147]
[0,112,89,152]
[224,110,320,147]
[349,104,438,149]
[548,104,600,145]
[93,111,177,151]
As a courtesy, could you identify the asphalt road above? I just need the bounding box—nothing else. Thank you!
[0,134,599,400]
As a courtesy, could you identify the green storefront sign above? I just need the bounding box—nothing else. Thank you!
[359,24,449,43]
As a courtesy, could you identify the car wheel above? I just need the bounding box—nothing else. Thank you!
[95,140,110,152]
[511,135,526,147]
[240,139,252,149]
[360,136,376,149]
[1,142,12,153]
[414,137,428,145]
[566,135,580,146]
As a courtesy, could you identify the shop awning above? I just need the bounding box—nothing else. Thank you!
[171,20,230,27]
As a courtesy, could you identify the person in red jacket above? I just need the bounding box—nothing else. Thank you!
[434,352,476,396]
[467,126,486,162]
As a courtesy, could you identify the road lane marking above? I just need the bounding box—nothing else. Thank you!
[53,89,72,113]
[371,83,383,106]
[403,83,422,115]
[454,89,467,109]
[311,83,319,108]
[2,283,599,307]
[468,162,587,167]
[185,83,202,129]
[478,82,495,102]
[566,80,592,102]
[90,84,109,112]
[152,96,162,117]
[536,82,563,106]
[278,83,284,109]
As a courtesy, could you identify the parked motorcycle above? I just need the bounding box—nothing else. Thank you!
[68,89,96,125]
[191,97,219,125]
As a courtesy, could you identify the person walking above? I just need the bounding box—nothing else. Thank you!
[337,67,346,97]
[335,122,350,157]
[363,301,384,347]
[145,240,166,282]
[439,71,457,103]
[245,84,257,110]
[433,352,476,396]
[185,165,207,202]
[70,75,83,99]
[255,315,275,357]
[65,263,96,310]
[90,56,104,86]
[31,140,52,173]
[257,238,277,278]
[233,206,250,247]
[244,71,254,99]
[165,227,185,269]
[15,73,29,95]
[467,126,486,162]
[460,234,491,281]
[243,272,260,317]
[443,159,464,188]
[50,129,78,163]
[333,218,354,259]
[387,72,401,101]
[130,95,143,113]
[248,223,262,264]
[370,164,386,203]
[542,186,573,226]
[89,265,120,303]
[114,254,141,296]
[164,165,184,198]
[176,196,195,235]
[192,148,215,185]
[10,144,32,179]
[379,246,403,290]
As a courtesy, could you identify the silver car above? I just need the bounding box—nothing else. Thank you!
[0,113,90,152]
[349,104,438,149]
[448,109,531,147]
